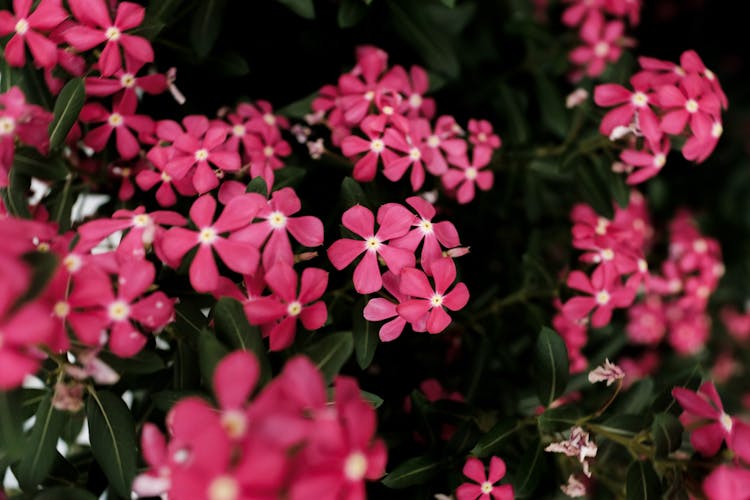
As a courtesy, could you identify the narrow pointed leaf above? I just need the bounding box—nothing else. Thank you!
[303,331,353,382]
[652,413,682,458]
[16,392,67,491]
[0,389,25,461]
[48,78,85,150]
[353,298,378,369]
[471,418,518,457]
[214,297,271,384]
[626,460,661,499]
[534,326,569,406]
[381,455,442,489]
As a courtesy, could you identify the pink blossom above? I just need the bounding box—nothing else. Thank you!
[563,266,635,328]
[160,194,265,293]
[137,144,197,206]
[626,295,666,345]
[0,0,68,68]
[456,456,514,500]
[412,116,467,175]
[363,271,416,341]
[594,81,661,143]
[341,115,396,182]
[620,137,670,185]
[569,12,625,78]
[658,74,721,141]
[337,47,399,126]
[327,203,415,294]
[468,119,502,154]
[392,65,435,119]
[0,301,54,389]
[442,147,494,204]
[396,257,469,334]
[721,306,750,342]
[244,263,328,351]
[79,93,154,160]
[85,58,168,102]
[63,0,154,76]
[703,465,750,500]
[244,124,291,190]
[382,125,433,191]
[587,358,624,386]
[561,0,606,27]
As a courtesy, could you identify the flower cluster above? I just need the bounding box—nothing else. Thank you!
[563,0,640,80]
[0,87,52,185]
[556,192,723,371]
[328,196,469,340]
[310,46,500,203]
[595,50,727,184]
[134,350,386,500]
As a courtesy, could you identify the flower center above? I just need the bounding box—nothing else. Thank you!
[705,69,715,81]
[160,171,172,182]
[108,113,124,127]
[477,132,488,142]
[712,122,723,138]
[481,482,494,495]
[594,42,610,57]
[419,219,433,234]
[287,301,303,317]
[382,105,394,116]
[430,294,444,307]
[199,227,217,245]
[595,218,609,235]
[132,214,152,228]
[465,167,478,180]
[0,116,16,135]
[120,73,136,88]
[720,412,733,433]
[409,93,423,108]
[207,476,239,500]
[172,448,190,464]
[427,135,440,148]
[409,147,421,161]
[221,410,247,439]
[14,18,29,35]
[53,301,70,318]
[232,124,246,137]
[365,236,381,252]
[105,26,121,41]
[344,452,368,481]
[263,145,275,158]
[638,259,648,273]
[63,254,83,273]
[364,91,375,102]
[370,138,385,153]
[194,148,209,161]
[263,113,276,126]
[693,238,707,253]
[268,211,287,229]
[595,290,611,305]
[631,91,648,107]
[654,153,666,168]
[601,248,614,261]
[108,300,131,321]
[685,99,699,113]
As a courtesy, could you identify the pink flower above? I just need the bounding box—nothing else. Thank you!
[468,119,502,153]
[569,12,625,78]
[594,81,661,143]
[341,115,396,182]
[561,0,606,27]
[243,263,328,351]
[85,58,168,102]
[363,271,417,341]
[327,203,415,294]
[625,295,666,345]
[137,145,197,206]
[456,456,514,500]
[721,306,750,342]
[63,0,154,76]
[544,426,597,477]
[703,465,750,500]
[563,266,635,328]
[396,257,469,334]
[672,381,750,461]
[658,74,721,141]
[442,147,494,204]
[79,93,154,160]
[160,194,265,293]
[232,187,324,271]
[393,65,435,119]
[0,0,68,68]
[587,358,624,386]
[680,49,728,110]
[244,124,291,190]
[337,47,398,126]
[620,137,670,185]
[382,125,433,191]
[0,301,54,389]
[412,116,467,175]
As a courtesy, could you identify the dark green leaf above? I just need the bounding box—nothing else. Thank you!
[86,389,137,499]
[16,392,67,491]
[17,251,59,308]
[447,420,481,455]
[440,0,455,6]
[246,176,269,197]
[13,148,68,181]
[410,390,437,446]
[276,0,315,18]
[98,349,164,375]
[341,177,368,208]
[534,326,569,406]
[0,389,25,461]
[35,486,98,500]
[652,412,682,458]
[303,331,354,382]
[360,390,383,408]
[273,166,307,190]
[190,0,227,59]
[21,388,47,421]
[617,377,655,414]
[381,455,442,488]
[147,0,185,23]
[48,78,85,151]
[513,440,546,498]
[151,390,200,412]
[208,51,250,77]
[1,168,31,218]
[46,178,78,233]
[598,414,650,438]
[626,460,661,500]
[353,298,378,369]
[128,19,166,39]
[537,406,581,433]
[534,75,569,138]
[174,299,208,340]
[471,418,518,457]
[575,159,614,219]
[497,83,529,144]
[338,0,368,28]
[277,90,317,119]
[174,340,201,390]
[198,328,229,386]
[214,297,271,384]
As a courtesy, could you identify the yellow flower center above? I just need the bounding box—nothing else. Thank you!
[631,92,648,107]
[0,116,16,136]
[108,300,130,321]
[430,294,444,307]
[105,26,121,41]
[365,236,381,252]
[221,410,247,439]
[194,148,209,161]
[263,146,275,158]
[594,41,610,57]
[132,214,151,227]
[595,290,610,306]
[344,452,368,481]
[685,99,699,113]
[199,227,217,245]
[409,147,421,161]
[268,211,287,229]
[14,18,29,35]
[427,135,440,148]
[108,113,124,127]
[287,301,303,317]
[232,124,246,137]
[465,167,478,180]
[207,476,239,500]
[120,73,136,88]
[53,301,70,318]
[481,482,494,495]
[370,139,385,153]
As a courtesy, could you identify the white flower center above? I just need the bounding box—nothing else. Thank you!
[263,145,275,158]
[232,124,246,137]
[364,91,375,102]
[675,66,686,77]
[693,239,707,253]
[63,254,83,273]
[160,171,172,182]
[419,219,433,234]
[409,147,421,161]
[108,113,124,127]
[199,227,217,245]
[409,93,423,108]
[263,113,276,126]
[631,92,648,107]
[0,116,16,135]
[430,294,444,307]
[287,301,303,317]
[53,301,70,318]
[705,69,715,81]
[601,248,614,261]
[207,476,239,500]
[712,122,723,138]
[108,300,131,321]
[194,148,209,161]
[720,412,733,433]
[344,452,368,481]
[477,132,488,142]
[172,448,190,464]
[481,482,494,495]
[685,99,699,113]
[120,73,136,88]
[370,138,385,153]
[365,236,381,252]
[654,153,666,168]
[268,211,287,229]
[105,26,121,41]
[595,290,611,305]
[382,105,394,116]
[637,259,648,273]
[594,42,610,57]
[465,167,478,180]
[132,214,152,228]
[595,218,609,235]
[427,135,440,148]
[14,18,29,35]
[221,410,247,439]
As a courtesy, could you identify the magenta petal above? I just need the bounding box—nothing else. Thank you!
[244,297,286,325]
[426,306,451,333]
[191,161,219,194]
[115,126,140,159]
[342,204,375,239]
[63,25,106,51]
[189,194,217,229]
[562,296,596,322]
[327,238,365,270]
[118,259,155,302]
[213,194,265,233]
[379,317,407,341]
[660,110,689,135]
[287,216,324,247]
[98,41,121,77]
[213,238,259,276]
[378,244,415,275]
[109,321,147,357]
[121,34,154,63]
[209,150,241,172]
[300,301,327,331]
[189,244,219,293]
[24,30,58,68]
[268,316,297,351]
[0,350,39,390]
[462,457,487,484]
[691,422,726,457]
[84,124,114,152]
[488,456,507,483]
[364,298,397,321]
[456,483,482,500]
[397,299,431,323]
[160,227,198,264]
[299,267,328,304]
[443,283,469,311]
[213,350,258,410]
[353,251,382,294]
[672,387,721,419]
[399,267,433,299]
[264,262,298,303]
[430,257,457,294]
[114,1,145,29]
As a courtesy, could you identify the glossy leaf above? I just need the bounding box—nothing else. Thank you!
[214,297,271,384]
[190,0,227,59]
[381,455,442,489]
[48,78,85,151]
[303,330,354,382]
[0,389,25,461]
[471,418,518,457]
[16,392,67,491]
[534,326,569,406]
[277,0,315,18]
[626,460,661,499]
[652,412,683,458]
[353,298,378,369]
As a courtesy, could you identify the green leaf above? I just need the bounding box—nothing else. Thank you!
[16,392,67,491]
[48,78,85,151]
[16,251,58,307]
[147,0,185,23]
[447,420,481,455]
[537,406,581,433]
[626,460,661,500]
[174,299,208,339]
[151,390,200,412]
[98,349,164,375]
[513,440,546,498]
[534,326,569,406]
[273,166,307,190]
[303,331,354,382]
[190,0,227,59]
[46,177,78,233]
[598,414,650,438]
[128,18,166,39]
[471,418,517,457]
[352,298,378,369]
[534,75,569,139]
[1,168,31,218]
[381,455,442,488]
[338,0,368,28]
[497,83,529,144]
[86,389,137,499]
[277,90,317,119]
[198,328,229,386]
[360,390,384,408]
[13,148,68,181]
[277,0,315,18]
[652,412,682,458]
[386,0,460,78]
[0,389,25,461]
[617,377,655,414]
[213,297,271,384]
[440,0,455,6]
[208,51,250,77]
[35,486,98,500]
[341,177,368,208]
[575,159,614,219]
[246,176,269,197]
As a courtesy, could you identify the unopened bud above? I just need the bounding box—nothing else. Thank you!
[566,88,589,109]
[52,382,84,412]
[294,251,319,263]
